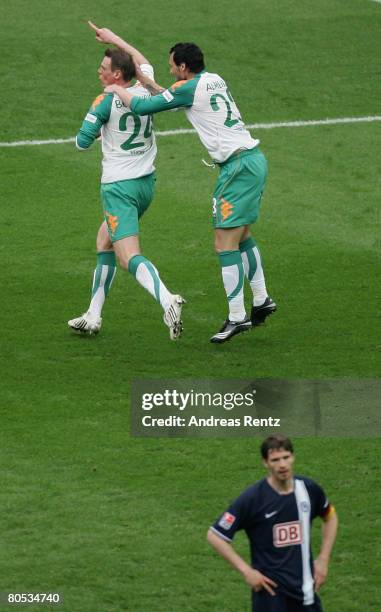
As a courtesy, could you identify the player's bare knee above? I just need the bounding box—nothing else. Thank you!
[116,251,139,270]
[214,235,223,253]
[116,253,130,270]
[96,237,113,251]
[96,222,112,251]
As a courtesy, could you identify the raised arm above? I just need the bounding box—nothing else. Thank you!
[207,529,277,596]
[88,21,149,66]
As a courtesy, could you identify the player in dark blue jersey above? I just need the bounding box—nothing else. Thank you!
[207,435,338,611]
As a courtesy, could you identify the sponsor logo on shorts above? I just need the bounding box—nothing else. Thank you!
[85,113,98,124]
[218,512,236,530]
[105,212,119,235]
[220,198,233,221]
[273,521,302,547]
[162,89,174,102]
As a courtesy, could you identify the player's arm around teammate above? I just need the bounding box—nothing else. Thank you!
[207,529,277,595]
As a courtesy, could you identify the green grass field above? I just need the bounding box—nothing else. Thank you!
[1,0,380,610]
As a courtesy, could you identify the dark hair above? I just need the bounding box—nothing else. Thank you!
[169,42,205,73]
[104,48,136,82]
[260,435,294,459]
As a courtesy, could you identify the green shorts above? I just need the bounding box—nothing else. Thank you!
[100,173,156,242]
[212,147,268,229]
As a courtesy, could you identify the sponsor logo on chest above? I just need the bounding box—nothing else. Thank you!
[273,521,303,547]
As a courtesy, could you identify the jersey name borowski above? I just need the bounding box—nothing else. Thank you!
[273,521,303,547]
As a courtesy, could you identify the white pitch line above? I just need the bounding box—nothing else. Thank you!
[0,137,76,148]
[1,115,380,148]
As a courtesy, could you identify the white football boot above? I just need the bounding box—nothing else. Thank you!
[163,295,186,340]
[68,312,102,335]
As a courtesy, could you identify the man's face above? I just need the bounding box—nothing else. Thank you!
[264,448,295,482]
[98,56,118,87]
[169,53,185,80]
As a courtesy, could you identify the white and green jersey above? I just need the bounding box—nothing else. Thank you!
[76,64,156,183]
[130,70,259,163]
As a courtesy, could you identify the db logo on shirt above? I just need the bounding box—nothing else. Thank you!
[273,521,302,547]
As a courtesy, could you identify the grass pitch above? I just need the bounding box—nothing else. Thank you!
[1,0,380,610]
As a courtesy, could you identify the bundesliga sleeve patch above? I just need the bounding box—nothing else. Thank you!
[85,113,98,124]
[218,512,236,530]
[162,89,174,102]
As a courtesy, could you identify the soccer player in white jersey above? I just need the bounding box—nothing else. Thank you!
[207,436,338,611]
[104,38,276,343]
[68,23,185,340]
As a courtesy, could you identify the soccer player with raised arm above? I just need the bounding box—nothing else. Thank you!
[104,39,276,343]
[68,23,185,340]
[207,436,338,611]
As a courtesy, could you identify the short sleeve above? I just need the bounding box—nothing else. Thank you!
[307,480,332,519]
[210,488,254,542]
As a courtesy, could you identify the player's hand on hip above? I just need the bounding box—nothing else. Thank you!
[243,568,277,596]
[88,21,119,45]
[313,556,328,591]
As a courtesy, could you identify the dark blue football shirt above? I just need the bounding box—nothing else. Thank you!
[211,476,331,605]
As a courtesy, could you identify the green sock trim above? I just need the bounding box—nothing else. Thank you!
[128,254,146,275]
[92,252,117,298]
[104,266,116,296]
[228,261,245,301]
[97,251,116,266]
[239,239,258,281]
[239,237,256,253]
[246,248,257,281]
[143,260,161,302]
[128,255,160,302]
[218,250,242,267]
[92,266,102,298]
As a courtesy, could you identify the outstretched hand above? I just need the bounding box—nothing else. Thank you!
[88,21,119,45]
